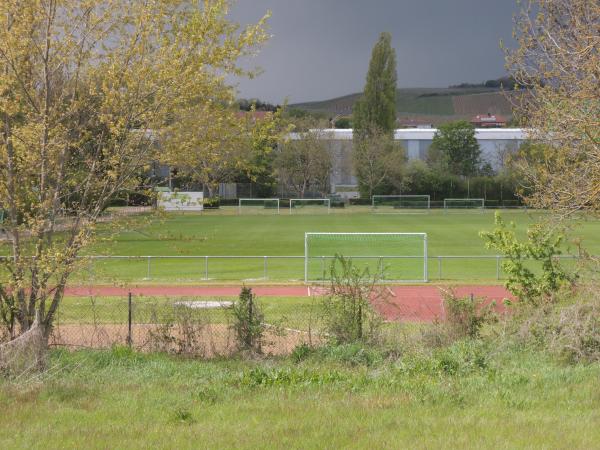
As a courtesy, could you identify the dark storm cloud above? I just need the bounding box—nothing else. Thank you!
[229,0,518,103]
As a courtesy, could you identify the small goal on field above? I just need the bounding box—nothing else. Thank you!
[443,198,485,212]
[304,232,428,283]
[289,198,330,214]
[238,198,280,214]
[372,195,430,213]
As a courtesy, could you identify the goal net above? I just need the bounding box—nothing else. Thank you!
[304,232,428,283]
[289,198,330,214]
[372,195,430,213]
[238,198,280,214]
[443,198,485,212]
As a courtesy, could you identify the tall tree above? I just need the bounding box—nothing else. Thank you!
[353,127,405,198]
[275,127,332,198]
[0,0,269,339]
[352,32,398,196]
[429,121,482,177]
[505,0,600,216]
[353,32,398,137]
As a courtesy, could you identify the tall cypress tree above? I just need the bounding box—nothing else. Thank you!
[352,33,399,197]
[353,32,397,138]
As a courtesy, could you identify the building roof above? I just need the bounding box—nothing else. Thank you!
[471,113,507,127]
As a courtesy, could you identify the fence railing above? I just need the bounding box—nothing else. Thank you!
[43,254,585,282]
[45,293,321,357]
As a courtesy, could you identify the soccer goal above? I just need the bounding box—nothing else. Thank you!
[238,198,280,214]
[372,195,430,213]
[289,198,330,214]
[304,232,428,283]
[443,198,485,212]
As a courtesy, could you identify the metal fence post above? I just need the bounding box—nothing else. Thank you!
[204,256,209,280]
[264,256,268,279]
[438,256,442,280]
[88,257,95,283]
[496,255,501,280]
[146,256,152,280]
[127,292,132,348]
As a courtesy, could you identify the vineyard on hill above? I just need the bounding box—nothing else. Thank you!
[291,87,514,125]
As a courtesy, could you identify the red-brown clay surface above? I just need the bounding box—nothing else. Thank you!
[65,284,514,322]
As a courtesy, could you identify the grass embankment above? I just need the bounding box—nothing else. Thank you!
[1,343,599,449]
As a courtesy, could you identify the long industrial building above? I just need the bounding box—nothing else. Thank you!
[289,128,526,197]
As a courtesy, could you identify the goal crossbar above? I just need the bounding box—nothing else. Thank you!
[443,198,485,211]
[372,195,431,211]
[289,198,330,214]
[304,232,428,283]
[238,198,280,214]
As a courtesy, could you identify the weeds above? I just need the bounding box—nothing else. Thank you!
[231,287,265,354]
[322,255,388,344]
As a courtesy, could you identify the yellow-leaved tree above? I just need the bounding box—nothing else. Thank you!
[0,0,269,339]
[505,0,600,216]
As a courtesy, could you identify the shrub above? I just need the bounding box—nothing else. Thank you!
[203,197,220,209]
[321,255,388,344]
[146,304,212,356]
[480,212,575,305]
[442,289,497,339]
[230,287,265,353]
[549,297,600,363]
[418,289,497,349]
[517,285,600,364]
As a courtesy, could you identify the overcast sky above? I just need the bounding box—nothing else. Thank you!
[228,0,519,104]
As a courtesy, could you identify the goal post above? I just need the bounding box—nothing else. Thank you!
[238,198,280,214]
[289,198,330,214]
[372,195,430,212]
[443,198,485,212]
[304,232,428,283]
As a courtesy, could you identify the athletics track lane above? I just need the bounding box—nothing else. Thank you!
[64,285,513,322]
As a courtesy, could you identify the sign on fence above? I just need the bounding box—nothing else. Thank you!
[158,191,204,211]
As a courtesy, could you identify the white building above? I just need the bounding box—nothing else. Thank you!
[290,128,526,196]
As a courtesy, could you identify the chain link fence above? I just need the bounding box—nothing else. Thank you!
[48,294,324,357]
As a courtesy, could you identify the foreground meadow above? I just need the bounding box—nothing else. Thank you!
[1,344,599,449]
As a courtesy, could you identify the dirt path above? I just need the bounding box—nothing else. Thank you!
[64,284,513,322]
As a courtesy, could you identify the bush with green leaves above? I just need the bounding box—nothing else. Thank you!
[442,289,497,340]
[480,213,575,305]
[321,255,387,344]
[231,287,265,353]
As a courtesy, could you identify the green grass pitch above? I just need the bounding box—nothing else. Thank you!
[63,209,600,284]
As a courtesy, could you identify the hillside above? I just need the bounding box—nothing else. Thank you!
[290,87,514,125]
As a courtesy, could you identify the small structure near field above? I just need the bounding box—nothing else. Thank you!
[158,191,204,211]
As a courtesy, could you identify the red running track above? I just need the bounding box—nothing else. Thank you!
[64,285,513,322]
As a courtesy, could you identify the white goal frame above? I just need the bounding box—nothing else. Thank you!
[371,195,431,212]
[443,198,485,212]
[289,198,330,214]
[304,232,428,283]
[238,198,280,214]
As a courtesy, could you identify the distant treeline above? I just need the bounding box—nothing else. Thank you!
[237,98,281,112]
[449,76,517,90]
